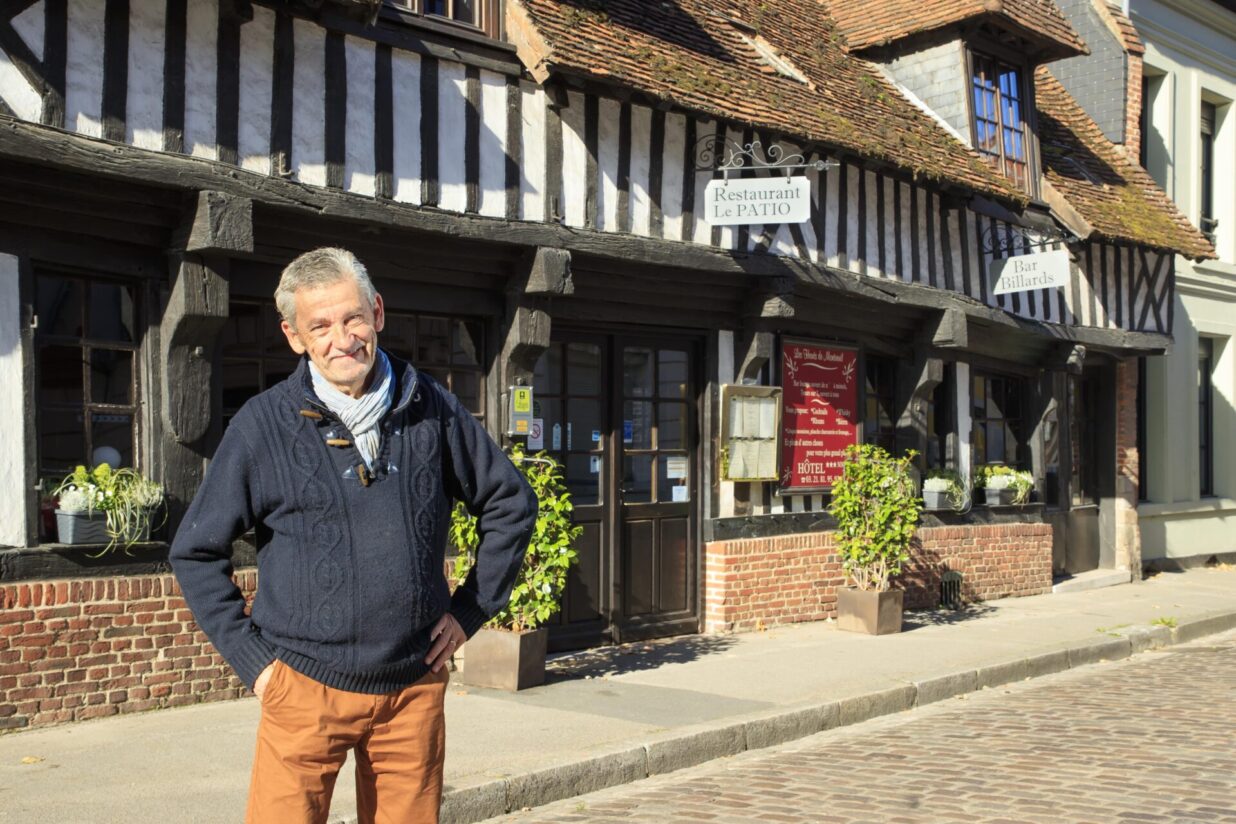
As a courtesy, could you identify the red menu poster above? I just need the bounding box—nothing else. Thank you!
[779,340,859,492]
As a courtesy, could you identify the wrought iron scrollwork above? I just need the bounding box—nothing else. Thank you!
[979,224,1073,257]
[694,135,837,175]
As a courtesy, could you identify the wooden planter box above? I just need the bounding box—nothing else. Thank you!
[836,587,904,635]
[461,627,548,691]
[54,510,109,545]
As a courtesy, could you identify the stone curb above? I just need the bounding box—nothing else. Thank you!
[336,613,1236,824]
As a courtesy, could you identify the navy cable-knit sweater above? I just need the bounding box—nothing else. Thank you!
[170,352,537,693]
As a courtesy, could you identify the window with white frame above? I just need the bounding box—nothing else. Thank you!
[1200,101,1218,246]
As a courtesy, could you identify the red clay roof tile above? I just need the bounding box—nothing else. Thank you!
[510,0,1211,258]
[826,0,1088,57]
[1036,68,1212,259]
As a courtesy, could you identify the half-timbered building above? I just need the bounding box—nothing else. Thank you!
[0,0,1214,727]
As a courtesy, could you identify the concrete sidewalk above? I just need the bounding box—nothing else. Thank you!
[1,566,1234,824]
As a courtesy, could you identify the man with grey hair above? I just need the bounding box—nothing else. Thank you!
[171,247,537,824]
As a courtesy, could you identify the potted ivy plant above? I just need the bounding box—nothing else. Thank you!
[829,443,923,635]
[54,464,165,554]
[451,444,581,691]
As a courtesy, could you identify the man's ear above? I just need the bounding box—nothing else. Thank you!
[372,292,385,334]
[281,319,307,355]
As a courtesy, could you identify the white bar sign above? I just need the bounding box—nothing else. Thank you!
[989,249,1071,295]
[704,176,812,226]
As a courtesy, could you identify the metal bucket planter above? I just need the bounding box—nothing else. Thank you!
[461,627,549,691]
[922,490,951,510]
[54,510,109,545]
[984,486,1017,506]
[836,587,904,635]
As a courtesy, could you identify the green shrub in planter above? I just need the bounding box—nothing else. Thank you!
[984,467,1034,504]
[54,464,164,554]
[923,469,966,511]
[450,444,582,631]
[829,444,923,592]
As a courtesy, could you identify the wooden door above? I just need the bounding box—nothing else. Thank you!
[534,333,700,650]
[611,339,698,642]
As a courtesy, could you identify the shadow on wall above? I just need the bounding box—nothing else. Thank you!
[545,633,739,681]
[0,254,19,359]
[898,535,1003,627]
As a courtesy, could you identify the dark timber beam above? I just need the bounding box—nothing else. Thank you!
[172,190,255,255]
[501,247,567,392]
[1043,342,1087,375]
[158,254,229,534]
[161,255,228,443]
[736,330,774,384]
[894,354,943,465]
[500,304,550,389]
[524,246,573,296]
[925,307,968,349]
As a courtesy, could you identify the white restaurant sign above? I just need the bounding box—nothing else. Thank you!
[704,176,812,225]
[988,249,1072,295]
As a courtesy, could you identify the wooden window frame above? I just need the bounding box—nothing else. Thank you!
[966,46,1039,197]
[33,271,143,485]
[971,370,1027,471]
[862,354,897,455]
[383,0,501,40]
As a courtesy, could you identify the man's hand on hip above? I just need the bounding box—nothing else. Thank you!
[253,662,276,699]
[426,613,466,673]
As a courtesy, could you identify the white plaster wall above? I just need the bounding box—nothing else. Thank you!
[1133,0,1236,562]
[65,0,105,137]
[0,255,28,547]
[1142,286,1236,560]
[956,362,973,488]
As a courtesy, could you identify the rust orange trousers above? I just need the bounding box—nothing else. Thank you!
[245,660,449,824]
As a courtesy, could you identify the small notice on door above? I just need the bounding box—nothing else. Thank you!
[552,423,562,450]
[589,455,601,474]
[665,456,688,480]
[527,418,544,451]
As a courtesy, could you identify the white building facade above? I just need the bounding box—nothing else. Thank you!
[1133,0,1236,568]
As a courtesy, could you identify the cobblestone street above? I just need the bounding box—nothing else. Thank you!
[492,628,1236,824]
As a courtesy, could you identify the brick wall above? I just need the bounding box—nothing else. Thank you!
[0,573,255,731]
[703,523,1053,633]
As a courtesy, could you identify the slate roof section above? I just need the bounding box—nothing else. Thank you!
[1036,68,1213,260]
[510,0,1027,202]
[826,0,1088,59]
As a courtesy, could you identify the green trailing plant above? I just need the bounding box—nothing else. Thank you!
[54,464,164,554]
[924,468,966,511]
[983,465,1034,504]
[829,444,923,592]
[451,444,582,632]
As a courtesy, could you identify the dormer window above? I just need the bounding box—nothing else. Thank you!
[971,52,1030,192]
[386,0,501,39]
